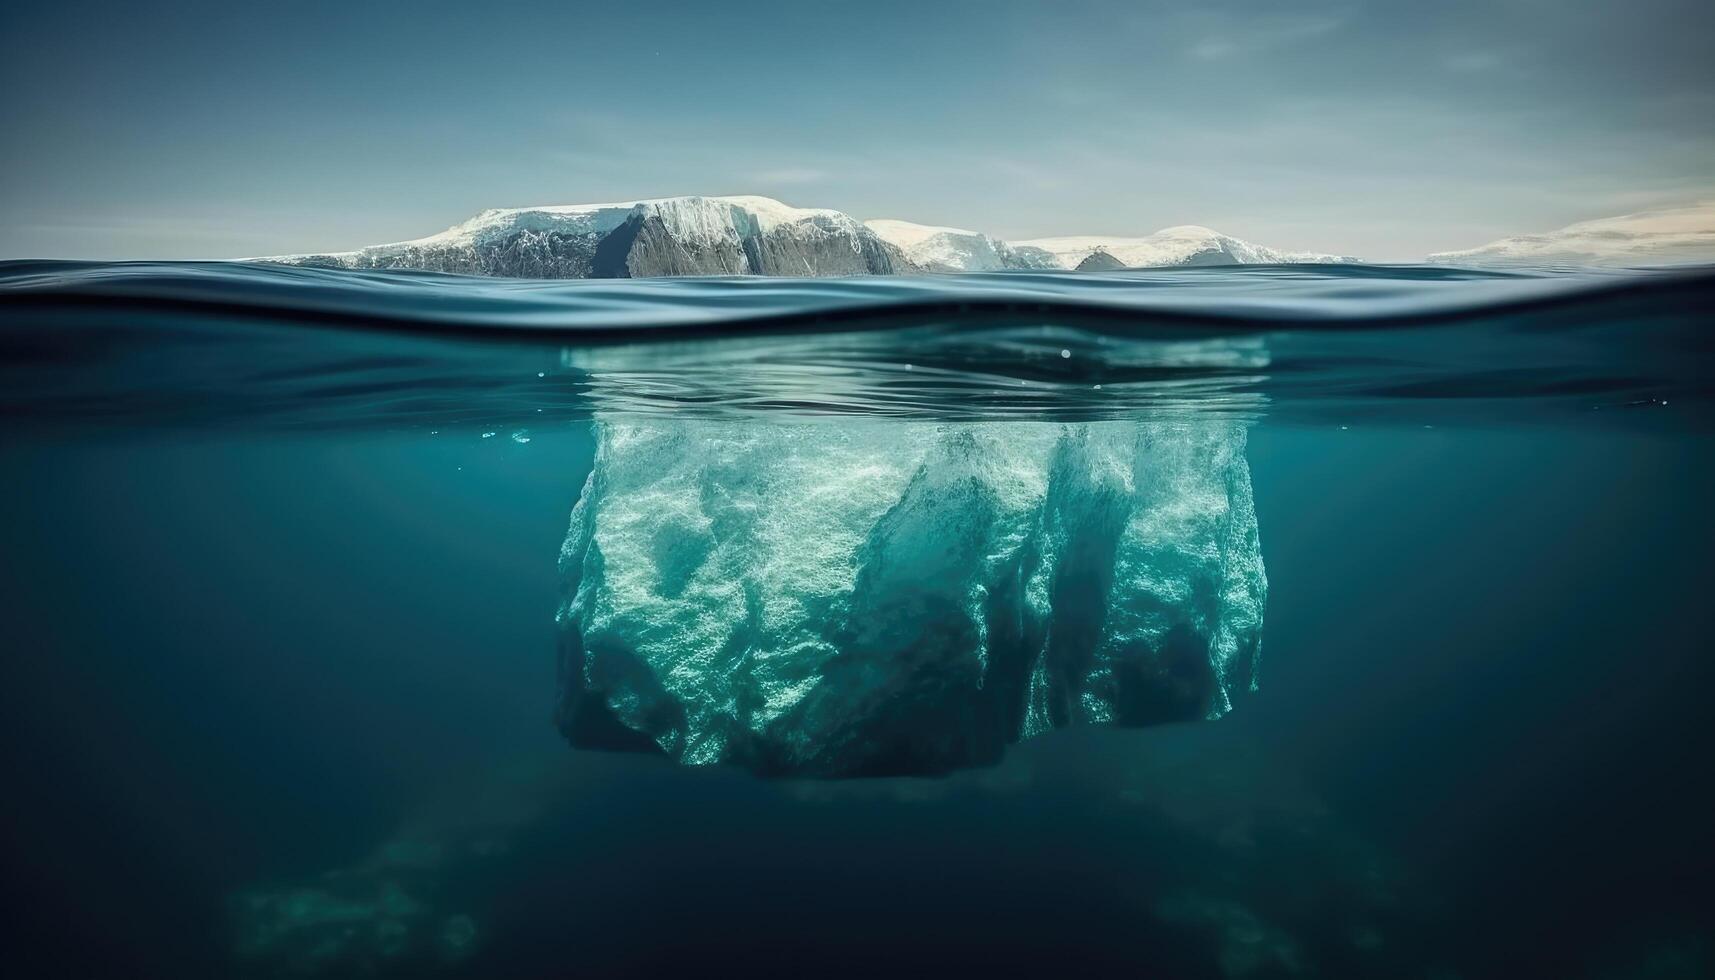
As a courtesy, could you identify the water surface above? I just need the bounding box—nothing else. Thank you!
[1,261,1710,978]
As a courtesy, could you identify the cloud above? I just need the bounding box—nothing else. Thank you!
[1188,15,1344,61]
[1426,198,1715,266]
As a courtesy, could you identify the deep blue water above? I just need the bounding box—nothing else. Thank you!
[1,262,1712,978]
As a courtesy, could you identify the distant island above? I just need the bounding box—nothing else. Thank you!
[253,195,1715,278]
[252,195,1356,279]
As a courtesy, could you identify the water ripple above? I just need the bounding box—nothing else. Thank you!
[0,261,1709,430]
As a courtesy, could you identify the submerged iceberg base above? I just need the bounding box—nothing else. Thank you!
[556,419,1266,777]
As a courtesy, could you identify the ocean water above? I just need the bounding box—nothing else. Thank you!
[1,261,1711,978]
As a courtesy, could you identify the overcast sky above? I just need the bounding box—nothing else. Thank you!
[2,0,1711,261]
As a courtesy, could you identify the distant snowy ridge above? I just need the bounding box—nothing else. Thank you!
[1013,226,1357,270]
[255,195,1359,279]
[861,219,1060,272]
[1428,202,1715,268]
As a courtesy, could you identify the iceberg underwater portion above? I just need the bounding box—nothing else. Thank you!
[556,419,1265,777]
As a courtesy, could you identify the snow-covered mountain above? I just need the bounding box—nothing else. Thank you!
[1427,202,1715,268]
[260,195,910,278]
[1014,226,1357,270]
[257,195,1359,278]
[861,219,1059,272]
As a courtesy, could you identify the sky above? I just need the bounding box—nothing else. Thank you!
[2,0,1711,262]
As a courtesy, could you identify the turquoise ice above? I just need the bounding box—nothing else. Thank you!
[556,419,1265,777]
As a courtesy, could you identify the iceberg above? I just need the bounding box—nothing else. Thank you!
[254,195,910,278]
[250,194,1358,278]
[555,419,1266,777]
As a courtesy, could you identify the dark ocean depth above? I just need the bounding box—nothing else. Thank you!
[1,261,1711,978]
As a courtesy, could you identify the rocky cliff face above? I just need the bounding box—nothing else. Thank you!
[592,214,747,277]
[742,219,905,277]
[290,229,605,278]
[1075,249,1127,272]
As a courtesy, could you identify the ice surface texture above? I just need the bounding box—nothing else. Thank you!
[556,420,1265,777]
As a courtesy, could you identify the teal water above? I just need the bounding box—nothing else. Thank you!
[1,262,1711,977]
